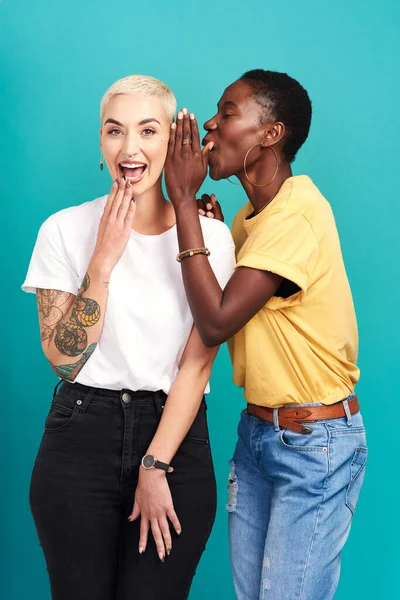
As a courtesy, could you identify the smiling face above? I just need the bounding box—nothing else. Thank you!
[202,80,273,181]
[100,93,171,195]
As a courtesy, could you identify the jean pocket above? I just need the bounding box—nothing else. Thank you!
[346,446,368,514]
[279,426,328,452]
[44,394,78,433]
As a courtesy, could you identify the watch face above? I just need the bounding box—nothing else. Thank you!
[142,455,156,469]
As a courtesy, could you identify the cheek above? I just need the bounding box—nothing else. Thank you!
[147,140,168,171]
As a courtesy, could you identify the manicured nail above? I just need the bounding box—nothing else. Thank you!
[190,113,195,120]
[171,122,176,129]
[166,547,171,556]
[198,209,205,215]
[206,203,212,210]
[126,182,131,189]
[139,547,145,554]
[114,177,119,183]
[177,529,182,535]
[177,111,183,119]
[182,108,188,115]
[159,552,165,562]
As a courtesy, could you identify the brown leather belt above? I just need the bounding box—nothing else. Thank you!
[247,396,360,434]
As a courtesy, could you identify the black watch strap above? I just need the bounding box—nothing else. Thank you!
[154,459,174,473]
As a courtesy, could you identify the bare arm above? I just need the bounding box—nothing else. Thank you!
[36,178,135,380]
[129,326,219,560]
[165,112,282,347]
[37,265,111,380]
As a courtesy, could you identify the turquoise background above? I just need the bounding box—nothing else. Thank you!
[2,0,399,598]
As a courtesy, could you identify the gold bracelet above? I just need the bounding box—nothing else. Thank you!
[176,247,211,262]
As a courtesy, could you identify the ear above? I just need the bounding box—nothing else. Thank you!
[261,122,285,147]
[99,128,103,151]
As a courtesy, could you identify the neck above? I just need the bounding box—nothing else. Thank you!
[132,178,175,235]
[238,156,292,214]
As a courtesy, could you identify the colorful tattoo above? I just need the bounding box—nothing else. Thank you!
[51,343,97,380]
[53,273,101,357]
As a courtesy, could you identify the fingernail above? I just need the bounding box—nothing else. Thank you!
[166,547,171,556]
[190,113,195,120]
[182,108,188,115]
[206,203,212,210]
[199,210,205,215]
[177,530,182,536]
[139,547,145,554]
[115,177,119,183]
[159,552,165,562]
[126,182,131,189]
[171,122,176,129]
[177,111,183,119]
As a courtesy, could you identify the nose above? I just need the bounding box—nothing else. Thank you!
[122,131,140,158]
[203,115,217,132]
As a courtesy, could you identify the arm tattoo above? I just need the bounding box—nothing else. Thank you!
[53,273,101,357]
[37,289,73,342]
[51,343,98,381]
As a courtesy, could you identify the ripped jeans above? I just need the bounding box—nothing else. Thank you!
[227,398,367,600]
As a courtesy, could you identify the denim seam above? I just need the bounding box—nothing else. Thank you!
[298,490,326,600]
[249,417,273,480]
[298,427,330,600]
[327,428,365,437]
[345,447,368,513]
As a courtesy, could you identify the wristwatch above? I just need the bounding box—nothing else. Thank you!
[141,454,174,473]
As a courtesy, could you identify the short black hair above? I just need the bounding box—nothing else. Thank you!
[240,69,312,163]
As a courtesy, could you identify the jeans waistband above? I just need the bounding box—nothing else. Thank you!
[54,380,167,406]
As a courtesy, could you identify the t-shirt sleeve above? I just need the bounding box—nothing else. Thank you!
[22,216,79,295]
[235,210,319,293]
[208,222,236,289]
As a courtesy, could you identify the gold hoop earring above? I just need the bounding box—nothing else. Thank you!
[243,144,278,187]
[227,177,240,186]
[100,153,104,171]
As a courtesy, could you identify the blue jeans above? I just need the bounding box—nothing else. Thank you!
[228,398,367,600]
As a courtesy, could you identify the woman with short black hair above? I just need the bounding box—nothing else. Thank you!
[165,68,367,600]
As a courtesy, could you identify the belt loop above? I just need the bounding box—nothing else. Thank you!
[343,399,353,426]
[273,408,280,432]
[78,386,96,413]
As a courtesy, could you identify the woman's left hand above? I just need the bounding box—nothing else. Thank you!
[129,468,182,561]
[164,108,213,208]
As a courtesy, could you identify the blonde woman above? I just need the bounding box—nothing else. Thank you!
[22,75,235,600]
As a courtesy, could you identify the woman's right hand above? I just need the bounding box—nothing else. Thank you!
[91,178,136,272]
[197,193,224,222]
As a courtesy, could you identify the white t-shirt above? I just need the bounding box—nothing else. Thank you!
[22,195,235,393]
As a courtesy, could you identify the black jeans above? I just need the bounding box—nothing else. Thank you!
[30,381,217,600]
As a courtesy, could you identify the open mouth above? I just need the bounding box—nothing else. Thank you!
[119,161,147,184]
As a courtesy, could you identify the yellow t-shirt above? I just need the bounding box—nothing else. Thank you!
[228,175,359,408]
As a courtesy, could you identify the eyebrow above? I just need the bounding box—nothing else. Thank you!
[217,100,238,109]
[104,117,161,126]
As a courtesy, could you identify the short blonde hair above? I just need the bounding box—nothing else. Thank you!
[100,75,177,123]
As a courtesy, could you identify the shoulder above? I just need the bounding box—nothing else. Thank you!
[199,215,234,251]
[38,195,107,239]
[281,176,334,223]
